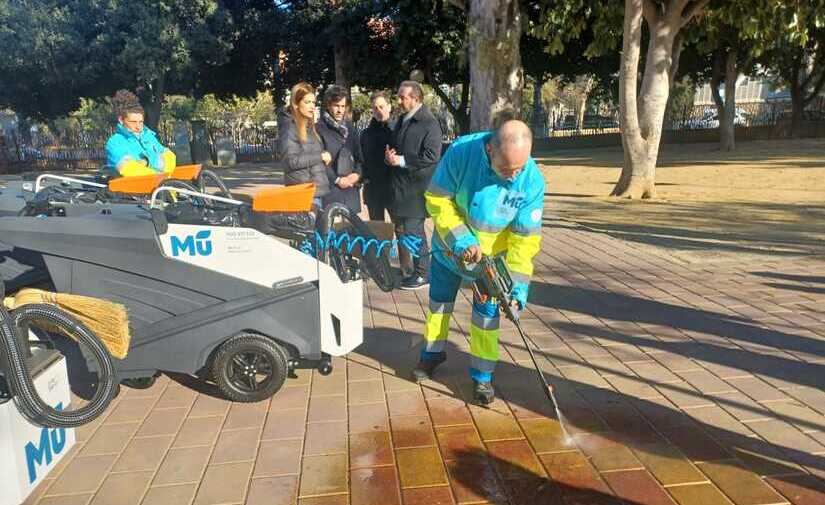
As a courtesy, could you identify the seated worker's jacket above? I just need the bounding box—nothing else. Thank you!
[105,123,176,177]
[425,131,545,304]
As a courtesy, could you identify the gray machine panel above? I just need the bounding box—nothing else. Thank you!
[0,210,324,378]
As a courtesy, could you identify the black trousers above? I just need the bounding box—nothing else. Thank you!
[363,186,389,221]
[366,202,388,221]
[392,216,430,278]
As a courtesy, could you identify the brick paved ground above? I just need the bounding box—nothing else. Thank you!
[16,167,825,505]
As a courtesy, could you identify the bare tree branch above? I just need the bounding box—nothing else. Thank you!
[668,32,685,89]
[681,0,711,28]
[425,68,460,117]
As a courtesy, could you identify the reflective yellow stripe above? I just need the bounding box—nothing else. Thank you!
[469,324,499,361]
[506,233,541,277]
[476,230,509,256]
[425,191,469,246]
[425,310,451,343]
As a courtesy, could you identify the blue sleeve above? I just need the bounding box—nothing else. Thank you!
[508,164,545,309]
[105,136,130,170]
[427,141,463,197]
[511,163,545,237]
[146,132,167,154]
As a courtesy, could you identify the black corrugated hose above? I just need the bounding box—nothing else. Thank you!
[0,300,117,428]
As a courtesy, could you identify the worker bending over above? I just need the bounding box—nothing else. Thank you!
[415,119,545,404]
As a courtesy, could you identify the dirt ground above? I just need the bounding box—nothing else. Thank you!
[535,138,825,264]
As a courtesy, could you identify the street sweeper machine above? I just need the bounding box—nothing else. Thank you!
[0,166,393,404]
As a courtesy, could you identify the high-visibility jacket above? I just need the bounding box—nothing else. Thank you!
[425,131,545,304]
[105,123,175,177]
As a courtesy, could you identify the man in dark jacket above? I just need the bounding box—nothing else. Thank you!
[385,80,443,290]
[316,85,362,212]
[360,90,395,221]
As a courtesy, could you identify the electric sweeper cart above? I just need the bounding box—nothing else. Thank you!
[0,168,391,403]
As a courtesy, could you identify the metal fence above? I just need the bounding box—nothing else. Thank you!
[3,97,825,172]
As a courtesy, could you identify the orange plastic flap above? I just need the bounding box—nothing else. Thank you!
[252,183,316,212]
[170,164,202,181]
[108,174,167,195]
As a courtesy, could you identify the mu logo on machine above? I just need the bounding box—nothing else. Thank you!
[170,230,213,257]
[24,403,67,484]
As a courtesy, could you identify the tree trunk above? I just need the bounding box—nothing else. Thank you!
[790,82,804,138]
[142,75,165,131]
[663,32,684,128]
[612,0,680,199]
[668,32,684,90]
[575,75,594,131]
[333,38,349,88]
[468,0,523,131]
[18,116,32,145]
[721,49,737,151]
[532,75,544,137]
[710,49,736,151]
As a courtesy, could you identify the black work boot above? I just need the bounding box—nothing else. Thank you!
[473,379,495,405]
[411,352,446,382]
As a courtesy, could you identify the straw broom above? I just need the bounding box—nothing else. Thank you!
[3,288,131,359]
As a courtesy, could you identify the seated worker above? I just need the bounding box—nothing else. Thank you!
[105,89,175,177]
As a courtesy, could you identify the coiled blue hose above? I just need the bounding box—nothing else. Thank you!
[298,230,422,259]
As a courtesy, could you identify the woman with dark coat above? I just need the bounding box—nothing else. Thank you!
[277,82,331,205]
[315,85,363,212]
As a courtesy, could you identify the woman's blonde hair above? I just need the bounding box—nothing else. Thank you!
[290,82,319,143]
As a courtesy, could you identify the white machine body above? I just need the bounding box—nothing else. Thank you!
[157,224,363,356]
[0,354,75,505]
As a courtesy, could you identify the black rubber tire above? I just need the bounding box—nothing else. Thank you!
[121,376,156,389]
[212,333,288,403]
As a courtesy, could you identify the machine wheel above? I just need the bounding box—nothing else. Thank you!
[212,333,288,403]
[121,376,157,389]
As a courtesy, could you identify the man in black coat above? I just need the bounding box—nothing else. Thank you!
[360,90,395,221]
[316,84,362,212]
[385,80,443,290]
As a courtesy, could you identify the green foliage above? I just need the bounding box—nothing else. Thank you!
[522,1,619,103]
[71,98,116,138]
[525,0,622,59]
[273,0,402,90]
[351,91,372,123]
[664,76,696,128]
[102,0,234,101]
[0,0,235,122]
[0,0,110,119]
[391,0,468,88]
[743,0,825,107]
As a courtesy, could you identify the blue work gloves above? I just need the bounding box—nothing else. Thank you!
[452,235,480,261]
[511,283,529,311]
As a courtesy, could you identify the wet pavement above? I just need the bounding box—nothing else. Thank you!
[16,168,825,505]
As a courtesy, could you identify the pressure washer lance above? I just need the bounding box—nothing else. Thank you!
[470,255,573,443]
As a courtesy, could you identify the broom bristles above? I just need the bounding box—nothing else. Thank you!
[3,288,131,359]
